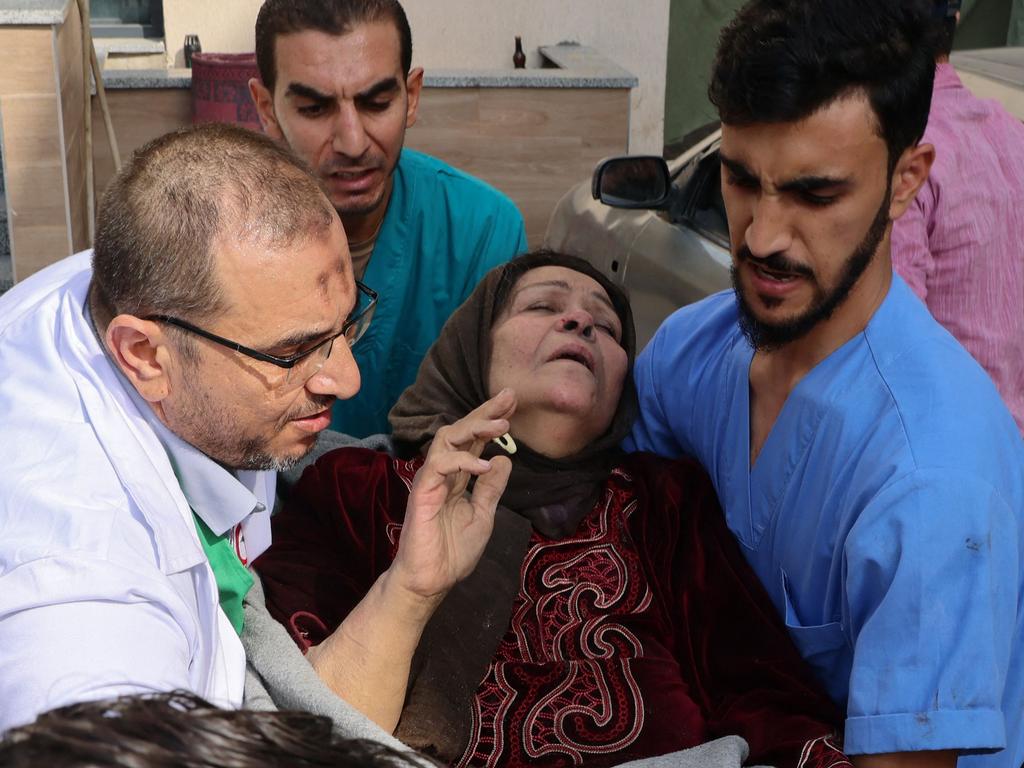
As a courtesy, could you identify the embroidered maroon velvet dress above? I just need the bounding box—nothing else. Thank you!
[255,449,848,768]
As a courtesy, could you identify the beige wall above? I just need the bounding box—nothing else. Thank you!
[958,69,1024,119]
[162,0,669,153]
[89,84,629,247]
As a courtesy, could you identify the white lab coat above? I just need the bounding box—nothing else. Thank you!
[0,251,270,732]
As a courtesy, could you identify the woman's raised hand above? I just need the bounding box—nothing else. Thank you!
[308,390,516,731]
[389,388,517,604]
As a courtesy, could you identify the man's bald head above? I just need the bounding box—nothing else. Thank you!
[92,122,336,327]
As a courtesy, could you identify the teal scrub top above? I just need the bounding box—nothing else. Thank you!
[331,149,527,437]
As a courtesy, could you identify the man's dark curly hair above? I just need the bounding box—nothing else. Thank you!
[0,691,434,767]
[709,0,938,167]
[931,0,960,57]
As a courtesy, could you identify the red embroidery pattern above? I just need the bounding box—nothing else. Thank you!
[459,472,651,767]
[394,458,419,490]
[384,522,402,549]
[388,460,418,549]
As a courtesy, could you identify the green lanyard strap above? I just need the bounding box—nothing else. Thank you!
[191,513,253,635]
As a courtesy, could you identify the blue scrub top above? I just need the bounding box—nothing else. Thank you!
[331,149,527,437]
[627,278,1024,765]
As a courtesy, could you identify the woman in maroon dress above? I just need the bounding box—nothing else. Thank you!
[255,251,849,768]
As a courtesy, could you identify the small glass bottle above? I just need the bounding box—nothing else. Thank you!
[513,36,526,69]
[184,34,202,68]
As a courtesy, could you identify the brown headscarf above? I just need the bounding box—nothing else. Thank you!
[388,251,639,759]
[389,249,638,539]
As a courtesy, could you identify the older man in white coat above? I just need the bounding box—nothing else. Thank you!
[0,122,518,735]
[0,124,369,728]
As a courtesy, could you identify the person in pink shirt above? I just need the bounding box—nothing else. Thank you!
[892,0,1024,434]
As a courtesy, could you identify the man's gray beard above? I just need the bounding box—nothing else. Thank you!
[171,379,328,472]
[234,434,319,472]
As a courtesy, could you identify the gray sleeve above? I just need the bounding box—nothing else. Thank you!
[610,736,754,768]
[241,575,417,754]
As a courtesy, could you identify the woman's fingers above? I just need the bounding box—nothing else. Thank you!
[470,455,512,513]
[414,449,496,503]
[411,389,518,513]
[475,387,516,422]
[397,395,517,600]
[433,389,517,455]
[422,450,493,480]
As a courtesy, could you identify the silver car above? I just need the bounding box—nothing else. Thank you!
[545,129,732,348]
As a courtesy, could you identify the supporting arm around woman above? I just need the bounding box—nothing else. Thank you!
[304,389,516,731]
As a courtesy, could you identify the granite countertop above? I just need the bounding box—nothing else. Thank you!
[98,43,637,90]
[0,0,72,25]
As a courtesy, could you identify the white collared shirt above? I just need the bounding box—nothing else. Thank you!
[0,251,274,732]
[120,373,273,568]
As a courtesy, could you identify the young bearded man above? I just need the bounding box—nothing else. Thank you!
[626,1,1024,766]
[249,0,528,438]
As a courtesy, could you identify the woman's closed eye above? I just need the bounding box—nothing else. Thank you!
[523,300,620,339]
[525,302,557,313]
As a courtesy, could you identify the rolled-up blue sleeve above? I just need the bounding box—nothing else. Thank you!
[842,469,1016,754]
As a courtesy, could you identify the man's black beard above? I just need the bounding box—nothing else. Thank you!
[335,184,388,219]
[732,183,891,352]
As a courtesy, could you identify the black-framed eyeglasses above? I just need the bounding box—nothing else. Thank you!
[144,280,377,385]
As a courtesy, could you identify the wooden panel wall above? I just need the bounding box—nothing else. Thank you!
[91,85,630,246]
[57,8,88,254]
[0,26,71,279]
[414,87,629,245]
[91,88,192,199]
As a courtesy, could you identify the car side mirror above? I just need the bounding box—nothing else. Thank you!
[592,156,672,209]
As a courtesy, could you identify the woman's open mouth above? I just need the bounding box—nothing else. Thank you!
[548,345,595,372]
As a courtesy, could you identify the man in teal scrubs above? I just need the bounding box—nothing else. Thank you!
[250,0,527,437]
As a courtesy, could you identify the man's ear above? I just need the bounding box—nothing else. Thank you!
[889,142,935,220]
[405,67,424,129]
[249,77,284,140]
[105,315,175,403]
